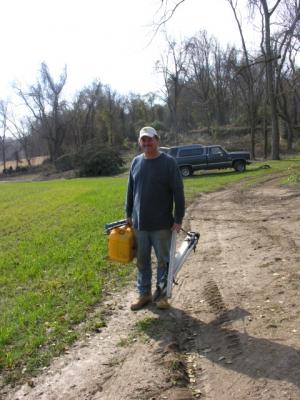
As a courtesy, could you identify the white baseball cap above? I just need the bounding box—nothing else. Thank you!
[139,126,159,139]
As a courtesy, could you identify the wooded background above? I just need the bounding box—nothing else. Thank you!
[1,0,300,174]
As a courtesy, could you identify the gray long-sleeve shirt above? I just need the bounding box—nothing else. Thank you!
[126,152,185,231]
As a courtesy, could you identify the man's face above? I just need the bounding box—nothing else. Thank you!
[139,135,159,155]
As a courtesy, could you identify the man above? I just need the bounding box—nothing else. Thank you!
[126,126,185,311]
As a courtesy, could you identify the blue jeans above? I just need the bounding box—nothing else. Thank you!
[134,229,172,295]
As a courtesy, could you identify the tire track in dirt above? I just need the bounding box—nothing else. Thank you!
[173,183,300,400]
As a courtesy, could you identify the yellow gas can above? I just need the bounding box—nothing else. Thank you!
[108,225,135,263]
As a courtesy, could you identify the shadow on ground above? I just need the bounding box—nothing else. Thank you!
[141,303,300,390]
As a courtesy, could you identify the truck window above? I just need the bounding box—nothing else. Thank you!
[178,148,204,157]
[209,147,224,156]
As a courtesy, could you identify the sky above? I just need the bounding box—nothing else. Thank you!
[0,0,257,101]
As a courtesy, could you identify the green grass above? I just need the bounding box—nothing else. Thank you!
[183,157,300,201]
[0,156,300,382]
[117,316,160,347]
[0,177,133,381]
[134,316,159,333]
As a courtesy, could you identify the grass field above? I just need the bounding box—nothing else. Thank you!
[0,157,300,382]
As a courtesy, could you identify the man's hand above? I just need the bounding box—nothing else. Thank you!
[171,223,181,233]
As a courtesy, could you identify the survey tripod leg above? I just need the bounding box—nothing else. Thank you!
[166,231,177,298]
[155,229,200,300]
[166,230,200,299]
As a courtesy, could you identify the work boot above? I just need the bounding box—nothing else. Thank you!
[156,297,170,310]
[130,293,152,311]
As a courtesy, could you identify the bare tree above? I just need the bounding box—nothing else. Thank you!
[185,31,215,133]
[7,116,34,166]
[157,0,300,158]
[284,45,300,149]
[15,62,68,161]
[0,100,9,171]
[156,34,188,143]
[273,3,300,151]
[248,0,300,159]
[69,81,103,150]
[210,42,233,126]
[227,0,265,158]
[101,85,120,146]
[154,0,187,29]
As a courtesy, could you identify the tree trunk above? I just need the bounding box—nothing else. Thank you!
[263,99,268,159]
[261,0,280,160]
[269,86,280,159]
[286,121,293,152]
[250,123,256,159]
[1,141,6,171]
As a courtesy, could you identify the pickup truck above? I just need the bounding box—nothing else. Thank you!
[161,144,251,177]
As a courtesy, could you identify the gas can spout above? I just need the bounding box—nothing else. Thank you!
[105,219,128,234]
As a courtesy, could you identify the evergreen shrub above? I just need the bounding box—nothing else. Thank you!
[78,146,124,177]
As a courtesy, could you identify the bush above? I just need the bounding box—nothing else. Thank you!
[54,153,78,172]
[78,147,124,177]
[15,166,29,173]
[3,167,14,175]
[51,144,125,177]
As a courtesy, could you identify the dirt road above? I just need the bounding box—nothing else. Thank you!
[2,178,300,400]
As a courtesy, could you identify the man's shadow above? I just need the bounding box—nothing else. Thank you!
[143,304,300,389]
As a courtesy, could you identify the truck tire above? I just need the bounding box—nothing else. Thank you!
[180,166,193,177]
[233,160,246,172]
